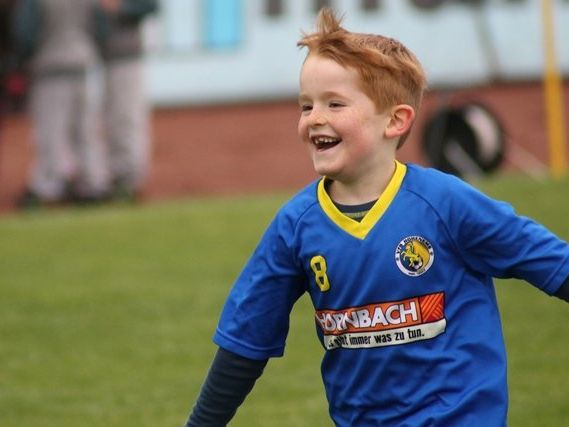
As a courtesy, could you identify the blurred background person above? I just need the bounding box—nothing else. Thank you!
[0,0,16,128]
[12,0,109,208]
[98,0,158,202]
[2,0,29,120]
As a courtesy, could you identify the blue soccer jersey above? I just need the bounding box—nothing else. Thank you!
[214,161,569,426]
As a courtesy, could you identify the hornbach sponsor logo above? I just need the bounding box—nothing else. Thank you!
[316,292,446,349]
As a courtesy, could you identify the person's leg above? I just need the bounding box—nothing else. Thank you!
[70,71,108,200]
[27,76,74,202]
[105,58,150,198]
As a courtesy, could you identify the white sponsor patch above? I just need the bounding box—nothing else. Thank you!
[316,292,446,350]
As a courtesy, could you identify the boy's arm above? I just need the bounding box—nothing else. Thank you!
[185,347,268,427]
[442,173,569,296]
[554,275,569,302]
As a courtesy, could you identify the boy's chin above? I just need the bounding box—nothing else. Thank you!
[311,157,340,177]
[314,168,341,182]
[312,164,335,178]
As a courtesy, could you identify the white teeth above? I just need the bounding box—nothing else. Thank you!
[312,136,340,145]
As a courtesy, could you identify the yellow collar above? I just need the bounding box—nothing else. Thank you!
[317,161,407,239]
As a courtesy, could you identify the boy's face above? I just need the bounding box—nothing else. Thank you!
[298,54,392,184]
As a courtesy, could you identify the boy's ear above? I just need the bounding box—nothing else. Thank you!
[385,105,415,139]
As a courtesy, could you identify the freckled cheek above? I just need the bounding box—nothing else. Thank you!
[340,121,378,158]
[334,117,362,141]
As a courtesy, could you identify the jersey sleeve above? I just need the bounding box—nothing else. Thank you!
[213,209,306,360]
[443,176,569,295]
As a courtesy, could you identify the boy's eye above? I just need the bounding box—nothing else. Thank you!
[329,102,344,108]
[301,104,313,112]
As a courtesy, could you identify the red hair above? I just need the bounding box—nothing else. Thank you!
[298,8,428,146]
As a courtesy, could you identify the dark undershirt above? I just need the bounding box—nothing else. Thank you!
[185,348,267,426]
[334,199,376,222]
[555,275,569,302]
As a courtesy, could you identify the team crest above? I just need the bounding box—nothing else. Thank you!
[395,236,434,277]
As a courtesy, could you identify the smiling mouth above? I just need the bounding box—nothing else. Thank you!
[311,135,342,151]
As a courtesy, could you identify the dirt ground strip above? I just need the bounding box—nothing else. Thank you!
[0,81,567,214]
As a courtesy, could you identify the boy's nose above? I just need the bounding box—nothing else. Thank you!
[308,109,327,127]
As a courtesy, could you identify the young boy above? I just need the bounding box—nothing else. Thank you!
[184,8,569,426]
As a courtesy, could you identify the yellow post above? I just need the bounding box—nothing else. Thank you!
[541,0,567,178]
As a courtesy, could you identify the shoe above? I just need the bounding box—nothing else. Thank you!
[16,189,43,210]
[16,189,69,210]
[66,191,110,206]
[109,178,138,203]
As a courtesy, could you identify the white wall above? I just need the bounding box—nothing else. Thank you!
[143,0,569,106]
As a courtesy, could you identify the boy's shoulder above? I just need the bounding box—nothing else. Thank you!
[401,163,511,227]
[278,180,320,219]
[404,162,463,184]
[262,180,321,238]
[402,163,473,201]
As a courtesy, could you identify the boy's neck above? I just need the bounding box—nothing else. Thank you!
[327,159,397,205]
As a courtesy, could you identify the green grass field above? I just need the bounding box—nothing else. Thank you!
[1,174,568,426]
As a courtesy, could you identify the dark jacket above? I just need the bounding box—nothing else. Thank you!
[100,0,158,61]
